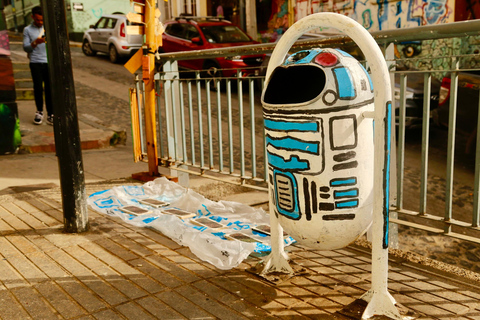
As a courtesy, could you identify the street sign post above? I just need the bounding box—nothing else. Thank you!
[125,0,164,177]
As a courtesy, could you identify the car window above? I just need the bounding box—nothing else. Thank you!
[184,24,199,40]
[106,18,117,29]
[165,23,185,38]
[200,25,251,43]
[95,17,108,29]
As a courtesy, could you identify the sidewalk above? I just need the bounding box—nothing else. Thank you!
[1,179,480,319]
[17,99,125,154]
[8,40,125,155]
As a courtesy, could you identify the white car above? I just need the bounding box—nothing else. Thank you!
[82,14,143,63]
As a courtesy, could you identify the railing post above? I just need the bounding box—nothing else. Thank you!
[163,61,189,186]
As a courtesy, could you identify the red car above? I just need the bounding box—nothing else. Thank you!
[160,17,265,78]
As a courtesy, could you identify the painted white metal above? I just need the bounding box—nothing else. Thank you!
[260,13,401,319]
[262,49,375,249]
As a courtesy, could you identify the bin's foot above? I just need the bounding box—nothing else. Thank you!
[360,290,402,319]
[261,250,294,275]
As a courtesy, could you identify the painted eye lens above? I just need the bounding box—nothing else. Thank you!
[314,52,338,67]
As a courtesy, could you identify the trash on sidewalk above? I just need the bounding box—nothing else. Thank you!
[88,177,295,270]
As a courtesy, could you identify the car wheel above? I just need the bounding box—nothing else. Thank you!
[109,45,119,64]
[82,40,96,56]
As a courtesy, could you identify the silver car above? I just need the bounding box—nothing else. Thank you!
[82,14,143,63]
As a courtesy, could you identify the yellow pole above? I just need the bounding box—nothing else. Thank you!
[144,0,159,176]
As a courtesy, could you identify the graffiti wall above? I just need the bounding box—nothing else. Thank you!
[295,0,454,31]
[1,0,130,40]
[68,0,131,35]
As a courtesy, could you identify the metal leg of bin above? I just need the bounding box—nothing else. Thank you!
[260,197,294,275]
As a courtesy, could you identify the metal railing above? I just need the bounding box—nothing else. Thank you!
[132,19,480,243]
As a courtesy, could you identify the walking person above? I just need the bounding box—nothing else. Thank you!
[23,6,53,125]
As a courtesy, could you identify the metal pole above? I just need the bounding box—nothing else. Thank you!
[144,0,159,176]
[41,0,89,233]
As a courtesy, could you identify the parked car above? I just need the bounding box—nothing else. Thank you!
[160,16,265,78]
[82,14,143,63]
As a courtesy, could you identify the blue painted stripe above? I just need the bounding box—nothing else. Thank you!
[264,119,318,132]
[334,189,358,198]
[384,101,392,248]
[334,67,355,99]
[266,136,319,154]
[267,153,309,170]
[335,199,359,208]
[330,177,357,186]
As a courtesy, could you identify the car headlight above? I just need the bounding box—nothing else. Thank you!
[225,55,243,61]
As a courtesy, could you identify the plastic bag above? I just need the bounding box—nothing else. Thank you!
[88,177,295,270]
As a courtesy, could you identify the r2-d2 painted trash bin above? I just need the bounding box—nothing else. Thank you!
[260,13,403,320]
[262,48,374,250]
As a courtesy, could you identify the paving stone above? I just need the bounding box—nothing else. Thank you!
[116,301,157,320]
[176,247,225,276]
[6,233,40,255]
[0,206,33,231]
[26,210,63,227]
[137,228,183,250]
[56,279,107,313]
[23,198,53,213]
[43,208,64,223]
[156,289,216,319]
[46,249,128,305]
[92,309,124,320]
[94,237,140,261]
[0,290,32,320]
[25,251,69,279]
[110,234,157,256]
[11,200,38,213]
[210,275,283,310]
[63,245,148,300]
[35,281,87,319]
[192,280,277,319]
[128,257,183,288]
[146,254,201,283]
[0,255,31,289]
[0,218,15,234]
[0,237,48,284]
[176,284,250,320]
[11,286,60,319]
[136,296,187,319]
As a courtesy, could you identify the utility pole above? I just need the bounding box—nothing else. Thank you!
[144,0,160,176]
[41,0,89,233]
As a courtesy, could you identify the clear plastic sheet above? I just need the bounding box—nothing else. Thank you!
[88,177,295,270]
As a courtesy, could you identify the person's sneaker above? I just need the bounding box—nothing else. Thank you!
[47,114,54,125]
[33,111,43,125]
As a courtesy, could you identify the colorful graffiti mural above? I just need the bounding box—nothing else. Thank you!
[293,0,454,31]
[1,0,131,41]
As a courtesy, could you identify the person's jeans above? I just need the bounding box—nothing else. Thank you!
[30,63,53,116]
